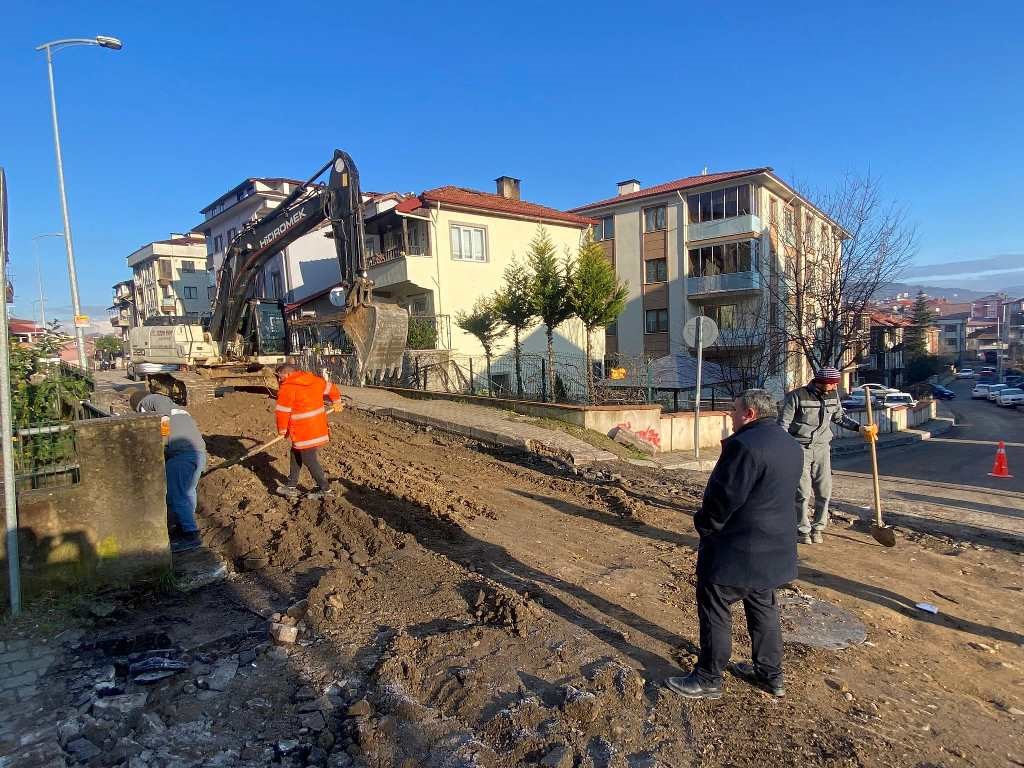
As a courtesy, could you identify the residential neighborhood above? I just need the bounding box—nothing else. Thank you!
[1,6,1022,768]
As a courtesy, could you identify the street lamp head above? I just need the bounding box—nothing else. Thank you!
[95,36,123,50]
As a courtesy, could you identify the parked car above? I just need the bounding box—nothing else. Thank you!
[883,392,917,408]
[987,384,1009,401]
[955,369,975,378]
[931,384,956,400]
[1005,376,1023,388]
[995,388,1024,407]
[972,384,992,399]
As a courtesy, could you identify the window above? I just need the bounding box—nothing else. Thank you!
[645,308,669,333]
[784,209,795,243]
[450,224,487,261]
[158,259,172,279]
[643,206,666,232]
[412,297,428,315]
[162,284,172,298]
[227,228,237,247]
[712,304,738,329]
[946,338,957,347]
[593,215,615,241]
[214,234,224,253]
[181,260,195,273]
[645,258,668,283]
[687,240,758,277]
[203,229,213,256]
[686,185,754,224]
[606,320,617,335]
[182,286,198,299]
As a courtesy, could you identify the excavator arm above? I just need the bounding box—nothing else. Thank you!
[207,150,407,378]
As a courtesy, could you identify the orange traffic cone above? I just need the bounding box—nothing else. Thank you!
[989,441,1013,478]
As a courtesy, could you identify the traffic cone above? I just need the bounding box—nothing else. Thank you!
[988,441,1013,478]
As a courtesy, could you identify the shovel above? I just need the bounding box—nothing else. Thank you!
[863,395,896,547]
[202,435,285,476]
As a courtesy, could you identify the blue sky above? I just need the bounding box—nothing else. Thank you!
[2,1,1022,325]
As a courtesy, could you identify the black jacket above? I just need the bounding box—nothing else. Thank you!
[694,417,803,589]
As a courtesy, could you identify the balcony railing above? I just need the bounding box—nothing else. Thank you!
[686,270,762,298]
[368,244,428,268]
[858,350,904,370]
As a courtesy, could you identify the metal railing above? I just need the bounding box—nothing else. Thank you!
[12,422,80,491]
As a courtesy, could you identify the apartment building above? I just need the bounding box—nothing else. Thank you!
[126,234,210,322]
[936,311,969,364]
[350,177,594,361]
[108,279,136,340]
[572,168,843,393]
[192,177,344,307]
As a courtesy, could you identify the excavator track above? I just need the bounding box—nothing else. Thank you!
[149,373,218,406]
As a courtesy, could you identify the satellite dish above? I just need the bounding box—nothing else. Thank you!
[328,287,346,307]
[682,316,719,348]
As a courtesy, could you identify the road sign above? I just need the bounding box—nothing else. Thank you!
[683,315,719,348]
[73,315,89,328]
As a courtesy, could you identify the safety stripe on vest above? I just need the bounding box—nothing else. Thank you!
[275,405,292,413]
[291,407,326,421]
[293,435,329,449]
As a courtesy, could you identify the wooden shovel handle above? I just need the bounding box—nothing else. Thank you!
[864,395,884,527]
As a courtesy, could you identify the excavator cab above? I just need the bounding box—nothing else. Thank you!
[238,299,289,360]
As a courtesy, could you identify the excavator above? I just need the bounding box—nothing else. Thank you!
[129,150,408,404]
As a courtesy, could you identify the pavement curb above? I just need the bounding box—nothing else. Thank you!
[346,401,617,467]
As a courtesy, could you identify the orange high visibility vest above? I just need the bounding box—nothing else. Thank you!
[275,370,340,450]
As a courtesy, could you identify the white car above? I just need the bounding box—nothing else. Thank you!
[955,369,975,379]
[883,393,917,408]
[995,388,1024,407]
[972,384,992,399]
[987,384,1009,401]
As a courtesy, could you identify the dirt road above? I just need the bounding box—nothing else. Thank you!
[184,393,1023,767]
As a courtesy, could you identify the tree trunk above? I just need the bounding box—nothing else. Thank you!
[584,327,594,404]
[546,329,555,403]
[514,326,523,397]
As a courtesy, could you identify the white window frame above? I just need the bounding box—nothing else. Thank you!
[450,223,488,262]
[182,286,198,299]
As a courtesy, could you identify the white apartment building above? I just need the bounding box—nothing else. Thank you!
[191,177,345,308]
[573,168,844,394]
[125,234,210,322]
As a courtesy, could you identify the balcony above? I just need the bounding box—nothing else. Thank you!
[686,214,761,244]
[714,326,765,347]
[859,351,904,371]
[686,270,762,298]
[368,244,428,268]
[368,247,434,292]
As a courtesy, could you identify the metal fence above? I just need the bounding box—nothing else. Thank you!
[296,347,739,410]
[11,422,80,491]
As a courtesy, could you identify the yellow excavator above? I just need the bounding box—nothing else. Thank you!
[129,150,408,403]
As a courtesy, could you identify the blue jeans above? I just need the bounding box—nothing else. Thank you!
[166,451,205,535]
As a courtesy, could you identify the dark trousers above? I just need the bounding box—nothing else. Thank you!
[695,579,783,686]
[287,447,328,491]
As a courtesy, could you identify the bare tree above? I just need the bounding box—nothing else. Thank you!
[761,172,916,375]
[707,294,791,397]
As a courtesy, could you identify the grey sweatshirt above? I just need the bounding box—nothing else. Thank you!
[136,394,207,457]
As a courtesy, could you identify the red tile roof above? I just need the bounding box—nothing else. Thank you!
[9,318,43,334]
[571,168,772,211]
[397,186,594,227]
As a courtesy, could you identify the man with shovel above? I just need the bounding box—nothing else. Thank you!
[778,367,877,544]
[129,391,206,553]
[273,364,343,499]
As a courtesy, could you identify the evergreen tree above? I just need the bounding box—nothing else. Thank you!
[568,232,628,401]
[455,296,507,395]
[492,260,537,396]
[905,290,936,360]
[527,226,575,401]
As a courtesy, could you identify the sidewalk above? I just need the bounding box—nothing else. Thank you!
[830,417,955,456]
[341,387,617,466]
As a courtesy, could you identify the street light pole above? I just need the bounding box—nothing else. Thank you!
[36,36,122,370]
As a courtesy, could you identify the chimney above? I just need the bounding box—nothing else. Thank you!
[617,179,641,195]
[169,233,185,239]
[495,176,521,200]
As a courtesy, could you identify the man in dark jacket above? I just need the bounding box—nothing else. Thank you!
[665,389,803,700]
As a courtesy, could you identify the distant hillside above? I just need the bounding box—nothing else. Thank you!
[873,282,990,301]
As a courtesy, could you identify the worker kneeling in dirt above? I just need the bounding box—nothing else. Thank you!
[666,389,802,700]
[129,391,206,554]
[778,367,877,544]
[274,364,343,500]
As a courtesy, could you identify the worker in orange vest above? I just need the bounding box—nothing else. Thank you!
[274,364,343,499]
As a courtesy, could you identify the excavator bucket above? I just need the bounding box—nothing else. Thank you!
[342,303,409,383]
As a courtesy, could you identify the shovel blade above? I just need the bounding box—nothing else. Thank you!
[871,524,896,548]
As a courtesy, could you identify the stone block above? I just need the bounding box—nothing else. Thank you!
[2,414,171,604]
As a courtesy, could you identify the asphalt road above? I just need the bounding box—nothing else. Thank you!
[833,378,1024,492]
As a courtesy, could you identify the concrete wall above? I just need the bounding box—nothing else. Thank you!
[1,414,171,602]
[831,400,937,439]
[658,410,733,452]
